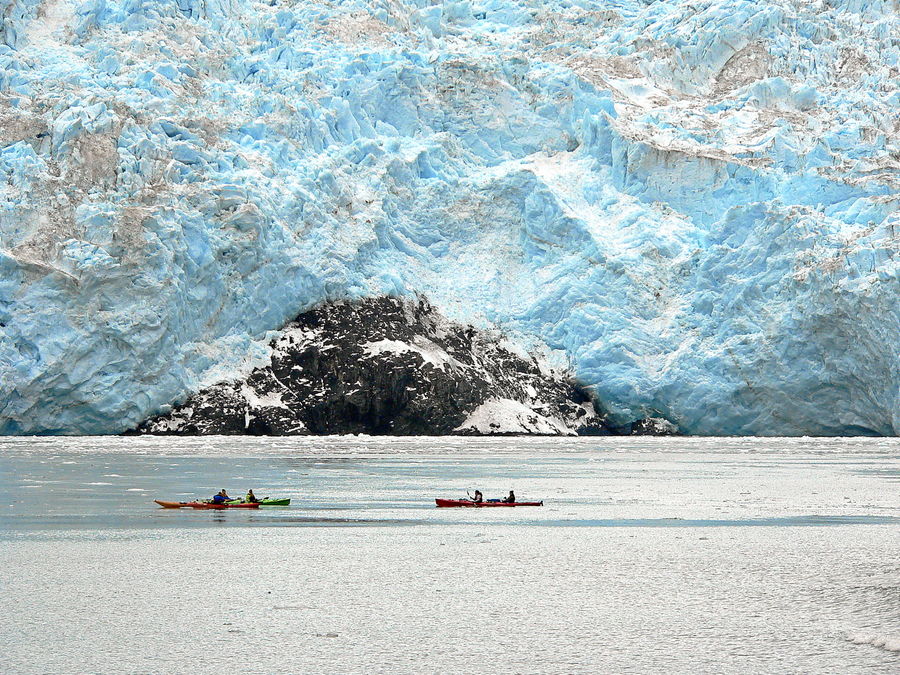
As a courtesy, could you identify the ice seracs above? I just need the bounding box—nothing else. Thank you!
[0,0,896,435]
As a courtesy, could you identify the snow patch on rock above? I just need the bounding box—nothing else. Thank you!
[240,383,288,411]
[363,336,462,372]
[455,398,573,436]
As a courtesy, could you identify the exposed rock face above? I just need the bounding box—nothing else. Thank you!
[627,418,680,436]
[135,297,610,436]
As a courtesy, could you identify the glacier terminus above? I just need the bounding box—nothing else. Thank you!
[0,0,897,435]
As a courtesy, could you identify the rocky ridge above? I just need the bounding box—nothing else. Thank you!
[136,297,633,436]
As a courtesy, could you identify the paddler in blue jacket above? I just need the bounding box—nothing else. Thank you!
[211,489,230,504]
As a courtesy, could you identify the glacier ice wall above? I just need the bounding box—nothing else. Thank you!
[0,0,897,435]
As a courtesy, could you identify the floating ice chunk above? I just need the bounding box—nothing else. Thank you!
[846,633,900,653]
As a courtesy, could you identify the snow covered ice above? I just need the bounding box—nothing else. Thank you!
[0,0,897,434]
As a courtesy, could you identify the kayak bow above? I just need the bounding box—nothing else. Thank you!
[154,500,190,508]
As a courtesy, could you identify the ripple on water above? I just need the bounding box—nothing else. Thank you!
[0,436,898,673]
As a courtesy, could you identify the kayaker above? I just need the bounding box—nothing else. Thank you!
[502,490,515,504]
[211,489,230,504]
[472,490,483,503]
[245,489,259,503]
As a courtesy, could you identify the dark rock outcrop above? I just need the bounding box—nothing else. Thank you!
[135,296,611,436]
[616,417,680,436]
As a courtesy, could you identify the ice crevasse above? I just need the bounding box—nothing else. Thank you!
[0,0,897,435]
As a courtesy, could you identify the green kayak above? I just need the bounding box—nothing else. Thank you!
[225,497,291,506]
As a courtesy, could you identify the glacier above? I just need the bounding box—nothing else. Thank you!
[0,0,897,435]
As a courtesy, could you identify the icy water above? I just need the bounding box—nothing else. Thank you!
[1,437,898,674]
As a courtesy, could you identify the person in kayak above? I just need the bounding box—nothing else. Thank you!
[502,490,516,504]
[245,489,259,503]
[211,489,230,504]
[472,490,483,503]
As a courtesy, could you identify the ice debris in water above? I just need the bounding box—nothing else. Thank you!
[0,0,897,435]
[846,633,900,653]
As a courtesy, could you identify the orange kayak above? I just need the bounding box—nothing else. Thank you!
[154,500,259,509]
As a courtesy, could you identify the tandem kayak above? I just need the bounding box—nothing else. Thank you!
[435,499,543,508]
[154,500,260,509]
[225,498,291,506]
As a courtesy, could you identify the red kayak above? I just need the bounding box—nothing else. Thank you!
[154,500,259,510]
[435,499,543,508]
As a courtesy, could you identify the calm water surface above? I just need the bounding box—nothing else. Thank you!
[1,436,898,673]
